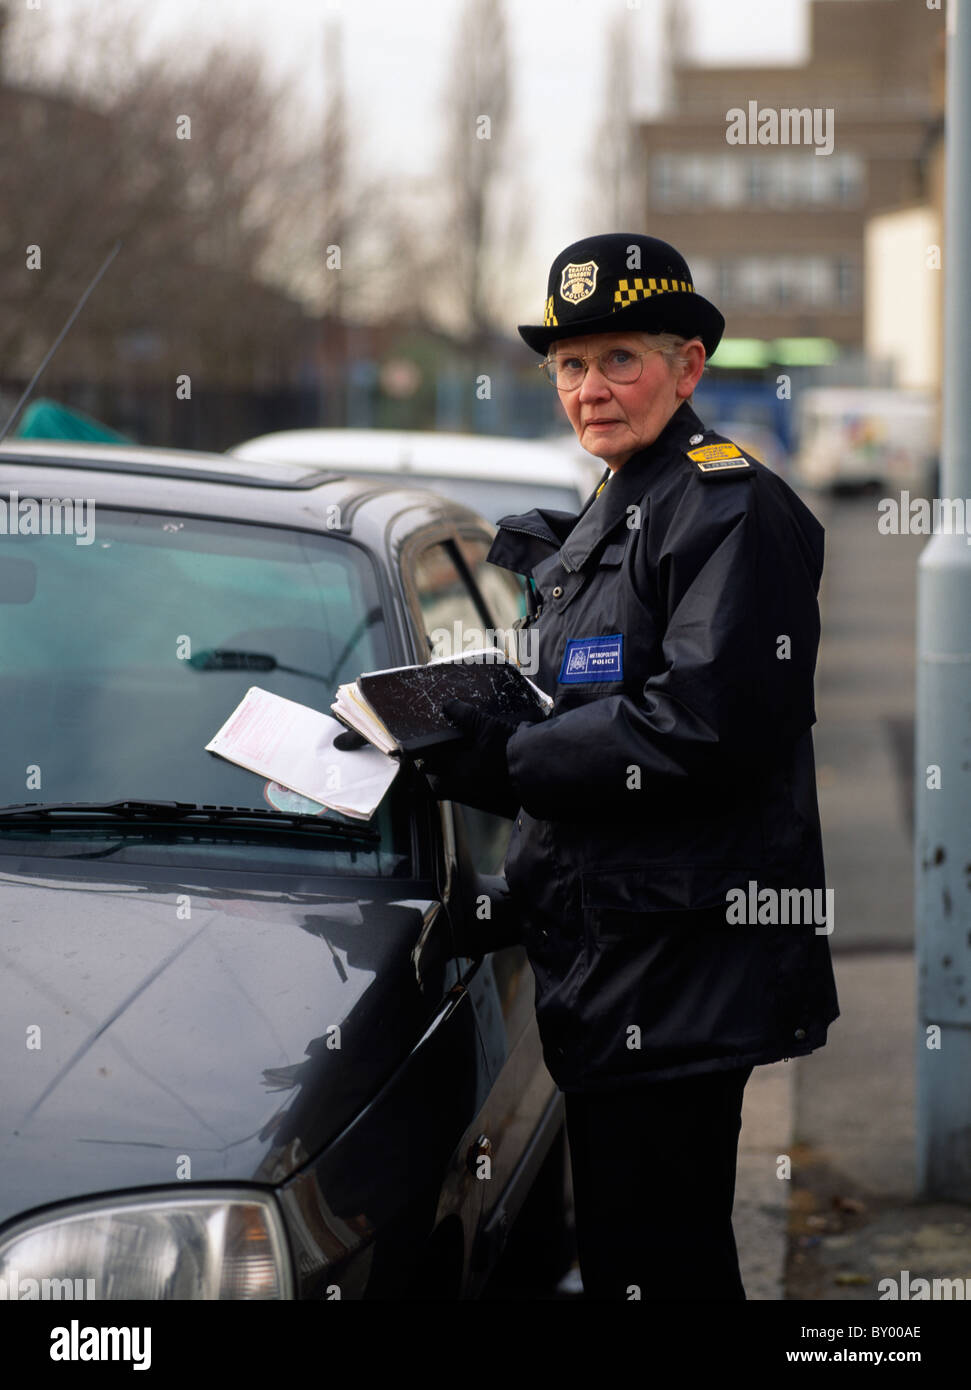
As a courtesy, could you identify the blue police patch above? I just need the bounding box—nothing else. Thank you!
[558,634,623,683]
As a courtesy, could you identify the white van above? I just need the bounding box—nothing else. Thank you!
[792,388,939,493]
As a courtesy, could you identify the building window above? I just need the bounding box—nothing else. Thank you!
[647,150,864,210]
[835,154,865,205]
[769,156,799,209]
[746,161,768,203]
[682,155,708,206]
[806,257,836,307]
[710,157,743,207]
[704,255,857,310]
[650,154,676,209]
[836,259,858,306]
[718,260,736,305]
[687,255,715,298]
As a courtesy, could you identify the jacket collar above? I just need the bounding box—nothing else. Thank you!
[557,400,705,573]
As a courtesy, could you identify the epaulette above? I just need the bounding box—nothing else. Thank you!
[684,437,755,481]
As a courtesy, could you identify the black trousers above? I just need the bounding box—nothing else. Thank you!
[563,1064,753,1301]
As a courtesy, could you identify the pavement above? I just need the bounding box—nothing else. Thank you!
[733,490,971,1302]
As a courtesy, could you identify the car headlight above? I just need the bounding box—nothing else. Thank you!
[0,1189,293,1300]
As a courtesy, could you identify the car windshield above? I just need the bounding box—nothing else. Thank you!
[0,509,410,875]
[343,472,584,521]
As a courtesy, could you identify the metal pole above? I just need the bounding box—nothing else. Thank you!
[915,0,971,1201]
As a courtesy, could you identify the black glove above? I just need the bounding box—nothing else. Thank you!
[417,698,534,818]
[333,728,369,751]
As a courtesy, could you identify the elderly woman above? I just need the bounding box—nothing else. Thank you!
[421,233,839,1301]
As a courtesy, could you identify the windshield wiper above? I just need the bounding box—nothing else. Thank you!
[186,650,329,684]
[0,800,381,844]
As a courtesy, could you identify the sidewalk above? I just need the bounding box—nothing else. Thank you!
[735,492,970,1301]
[785,953,970,1300]
[736,951,970,1302]
[735,1058,796,1299]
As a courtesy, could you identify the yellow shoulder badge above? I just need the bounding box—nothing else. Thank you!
[686,440,753,478]
[686,442,742,463]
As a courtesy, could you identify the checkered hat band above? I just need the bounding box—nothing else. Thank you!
[613,277,694,309]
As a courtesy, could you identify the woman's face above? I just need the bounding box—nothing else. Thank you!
[551,330,704,470]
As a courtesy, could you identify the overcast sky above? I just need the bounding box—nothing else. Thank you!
[22,0,810,322]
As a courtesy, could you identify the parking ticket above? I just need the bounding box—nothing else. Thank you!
[205,686,400,820]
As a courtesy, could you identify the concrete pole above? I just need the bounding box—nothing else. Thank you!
[915,0,971,1201]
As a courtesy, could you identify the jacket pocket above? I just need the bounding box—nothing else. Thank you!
[545,534,630,617]
[598,540,629,566]
[580,864,759,938]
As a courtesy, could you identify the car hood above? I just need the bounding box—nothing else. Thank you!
[0,864,445,1229]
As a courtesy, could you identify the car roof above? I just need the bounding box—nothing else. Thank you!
[0,438,491,551]
[229,427,597,487]
[0,438,337,490]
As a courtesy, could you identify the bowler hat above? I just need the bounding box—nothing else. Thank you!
[518,232,724,359]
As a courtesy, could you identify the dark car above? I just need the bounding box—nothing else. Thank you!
[0,439,570,1300]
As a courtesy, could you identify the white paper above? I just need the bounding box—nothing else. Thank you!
[205,686,399,820]
[331,681,397,755]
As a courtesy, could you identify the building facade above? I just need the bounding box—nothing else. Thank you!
[638,0,945,356]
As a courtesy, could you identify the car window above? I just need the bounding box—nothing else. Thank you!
[456,534,526,631]
[0,511,411,876]
[412,541,489,651]
[411,538,518,876]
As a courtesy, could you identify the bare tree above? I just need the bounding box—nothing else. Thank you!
[587,11,644,230]
[0,0,514,435]
[439,0,516,346]
[256,18,419,327]
[0,1,313,391]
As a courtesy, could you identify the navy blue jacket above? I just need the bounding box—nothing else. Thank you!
[487,400,840,1091]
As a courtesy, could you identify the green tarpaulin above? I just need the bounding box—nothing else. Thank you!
[13,398,131,443]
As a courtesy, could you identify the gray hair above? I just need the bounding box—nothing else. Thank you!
[629,330,706,395]
[628,330,695,371]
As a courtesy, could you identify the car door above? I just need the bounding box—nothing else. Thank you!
[401,525,558,1276]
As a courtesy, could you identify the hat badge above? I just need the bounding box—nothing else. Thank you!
[559,260,598,305]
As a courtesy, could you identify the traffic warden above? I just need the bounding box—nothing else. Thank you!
[420,233,840,1301]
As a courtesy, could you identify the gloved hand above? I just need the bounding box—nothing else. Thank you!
[333,728,369,751]
[417,698,536,818]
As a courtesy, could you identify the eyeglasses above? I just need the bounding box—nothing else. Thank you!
[539,346,666,392]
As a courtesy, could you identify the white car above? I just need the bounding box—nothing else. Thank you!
[228,429,604,523]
